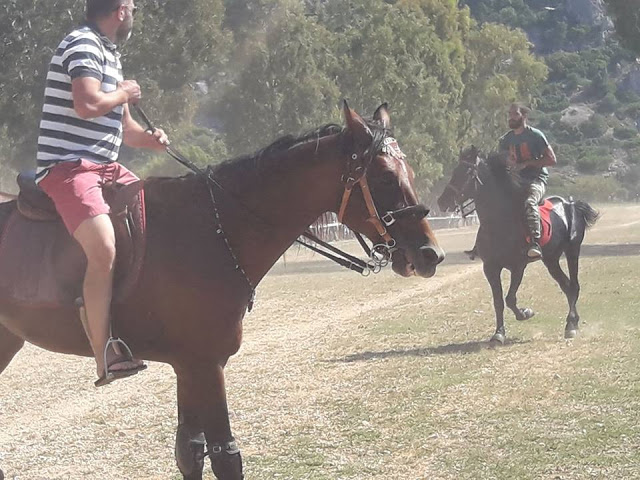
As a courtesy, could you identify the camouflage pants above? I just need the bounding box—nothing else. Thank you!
[524,180,546,240]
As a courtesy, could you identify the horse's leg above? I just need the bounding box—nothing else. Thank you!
[0,323,25,375]
[483,262,506,344]
[543,253,579,338]
[564,244,581,338]
[175,385,206,480]
[505,263,535,321]
[175,363,243,480]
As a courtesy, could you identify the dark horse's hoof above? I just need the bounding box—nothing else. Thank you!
[0,467,4,480]
[516,308,535,321]
[490,332,506,345]
[564,328,578,339]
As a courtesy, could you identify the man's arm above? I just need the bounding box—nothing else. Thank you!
[122,103,168,151]
[71,77,139,119]
[522,145,556,169]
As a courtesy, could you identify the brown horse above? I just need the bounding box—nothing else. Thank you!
[0,103,444,480]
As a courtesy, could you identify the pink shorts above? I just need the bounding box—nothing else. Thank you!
[38,159,139,234]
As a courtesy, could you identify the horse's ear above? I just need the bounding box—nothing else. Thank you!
[343,100,373,146]
[373,102,391,128]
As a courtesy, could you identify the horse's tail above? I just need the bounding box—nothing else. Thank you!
[565,197,599,243]
[574,200,600,229]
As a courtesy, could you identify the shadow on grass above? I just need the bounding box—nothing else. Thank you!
[330,338,532,363]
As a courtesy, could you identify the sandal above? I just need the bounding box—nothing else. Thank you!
[95,337,147,387]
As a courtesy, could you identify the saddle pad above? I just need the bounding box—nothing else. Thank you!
[538,199,553,247]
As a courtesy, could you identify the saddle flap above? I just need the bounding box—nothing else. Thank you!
[0,184,146,307]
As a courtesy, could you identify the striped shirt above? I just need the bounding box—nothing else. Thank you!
[36,25,124,182]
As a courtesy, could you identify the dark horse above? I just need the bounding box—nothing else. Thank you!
[0,103,444,480]
[437,145,599,344]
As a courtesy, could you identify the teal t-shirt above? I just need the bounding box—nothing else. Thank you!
[499,126,550,184]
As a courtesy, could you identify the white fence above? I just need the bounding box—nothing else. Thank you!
[307,212,478,242]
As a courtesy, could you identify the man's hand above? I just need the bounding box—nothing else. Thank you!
[505,154,518,169]
[147,128,170,150]
[118,80,142,104]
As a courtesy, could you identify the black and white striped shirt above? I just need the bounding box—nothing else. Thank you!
[36,25,124,181]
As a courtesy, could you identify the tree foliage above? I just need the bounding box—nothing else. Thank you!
[603,0,640,54]
[0,0,550,193]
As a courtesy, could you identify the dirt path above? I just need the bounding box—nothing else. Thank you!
[0,203,638,479]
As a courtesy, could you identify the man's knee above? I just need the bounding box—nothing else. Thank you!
[74,215,117,271]
[524,197,538,210]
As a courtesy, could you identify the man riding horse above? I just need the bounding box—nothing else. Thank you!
[466,103,557,260]
[36,0,169,386]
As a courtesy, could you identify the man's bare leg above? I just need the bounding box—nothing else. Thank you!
[73,214,143,378]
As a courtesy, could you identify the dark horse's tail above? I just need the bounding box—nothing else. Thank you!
[574,200,600,228]
[567,199,600,242]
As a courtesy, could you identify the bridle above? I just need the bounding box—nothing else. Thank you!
[443,154,482,218]
[336,137,430,267]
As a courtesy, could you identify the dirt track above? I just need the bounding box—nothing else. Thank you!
[0,203,638,479]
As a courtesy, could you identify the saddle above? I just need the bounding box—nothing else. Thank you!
[0,171,146,307]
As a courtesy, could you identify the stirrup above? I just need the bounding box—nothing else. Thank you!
[95,337,147,387]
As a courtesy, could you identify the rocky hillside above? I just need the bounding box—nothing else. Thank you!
[462,0,640,201]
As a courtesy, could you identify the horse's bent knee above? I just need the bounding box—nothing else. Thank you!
[175,424,206,478]
[209,440,243,480]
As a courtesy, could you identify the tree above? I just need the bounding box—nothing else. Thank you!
[603,0,640,54]
[458,21,548,153]
[212,1,340,156]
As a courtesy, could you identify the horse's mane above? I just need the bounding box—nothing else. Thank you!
[483,150,525,197]
[146,117,392,190]
[215,117,392,179]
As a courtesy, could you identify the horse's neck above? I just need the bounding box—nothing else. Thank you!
[474,164,522,232]
[215,136,345,282]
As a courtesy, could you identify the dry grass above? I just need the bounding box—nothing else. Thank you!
[1,204,639,479]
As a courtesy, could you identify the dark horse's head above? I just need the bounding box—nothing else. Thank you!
[437,145,482,213]
[437,145,516,213]
[338,102,444,277]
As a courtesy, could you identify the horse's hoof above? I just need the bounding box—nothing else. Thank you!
[564,328,578,339]
[516,308,535,321]
[490,333,505,345]
[0,468,4,480]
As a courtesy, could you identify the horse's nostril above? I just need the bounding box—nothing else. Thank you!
[420,246,444,265]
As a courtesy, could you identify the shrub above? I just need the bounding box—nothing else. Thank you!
[575,154,610,173]
[597,92,620,113]
[613,125,638,140]
[579,114,608,139]
[621,102,640,119]
[551,176,622,202]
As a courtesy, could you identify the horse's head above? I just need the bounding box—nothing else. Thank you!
[337,102,444,278]
[437,145,481,212]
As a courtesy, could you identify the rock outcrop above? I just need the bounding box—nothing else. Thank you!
[565,0,609,27]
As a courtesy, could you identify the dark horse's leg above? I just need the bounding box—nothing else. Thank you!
[175,363,243,480]
[0,323,25,375]
[483,262,507,344]
[543,249,580,338]
[505,263,535,321]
